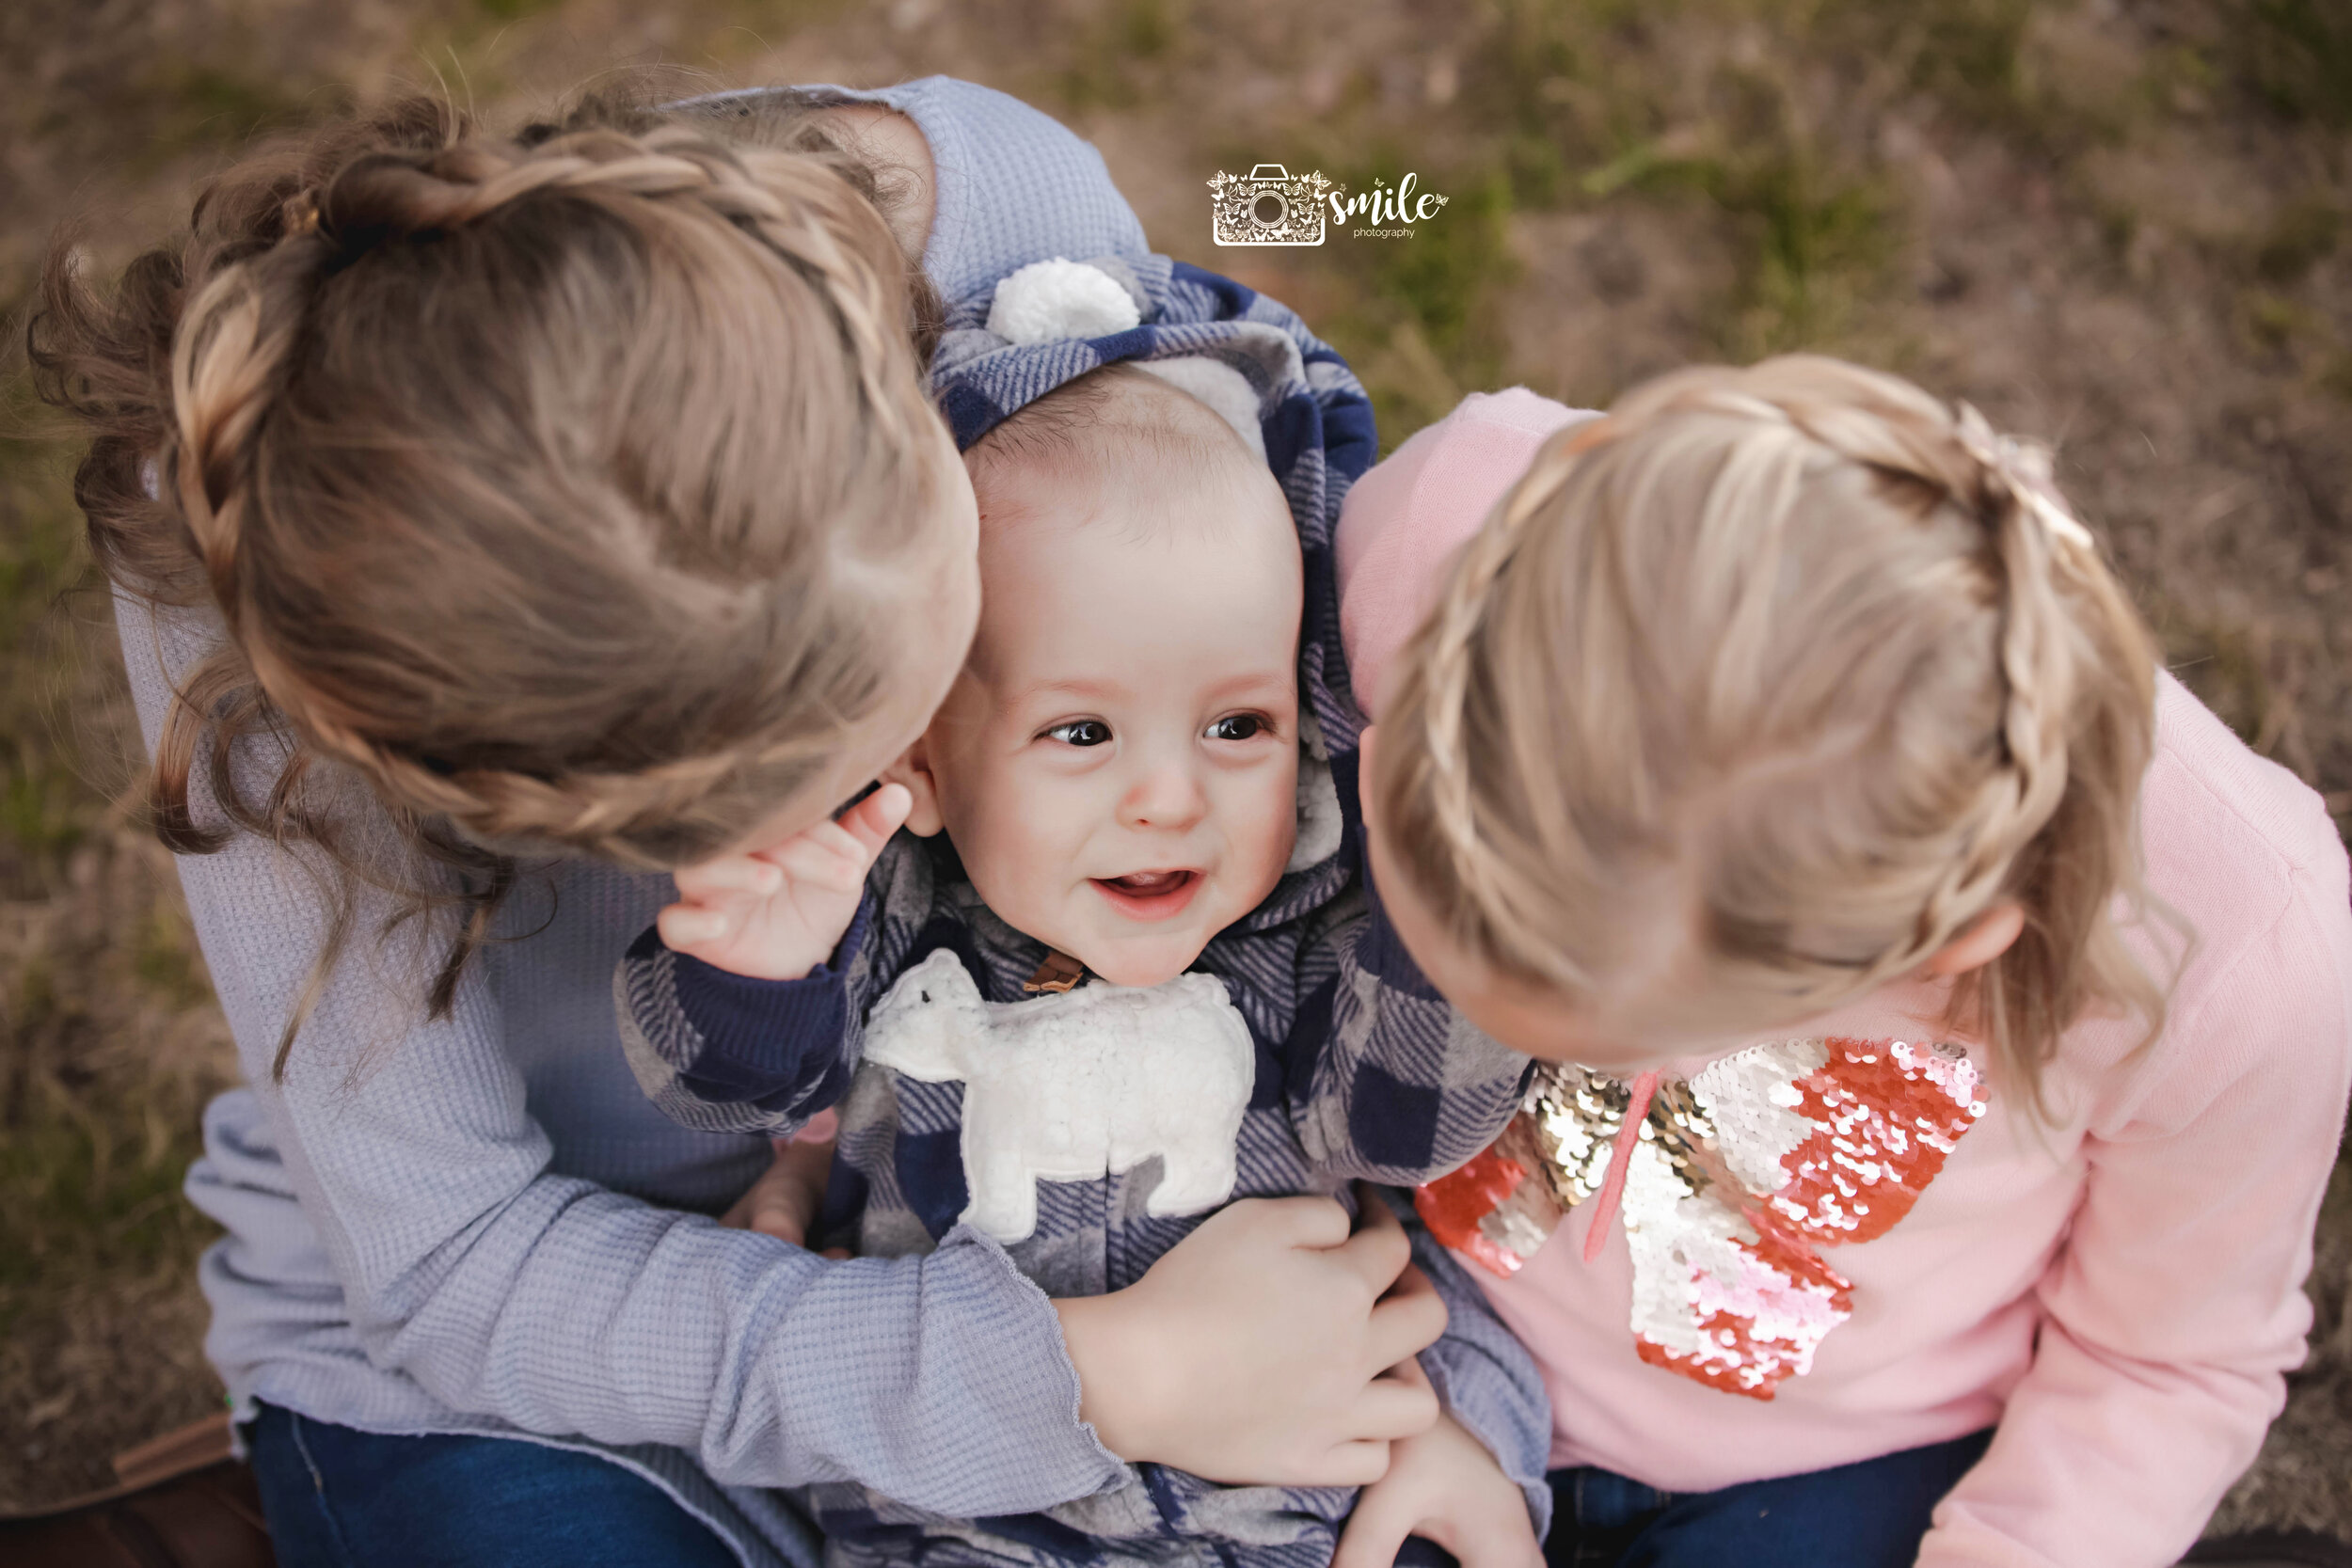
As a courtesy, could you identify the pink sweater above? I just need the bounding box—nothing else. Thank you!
[1336,389,2352,1567]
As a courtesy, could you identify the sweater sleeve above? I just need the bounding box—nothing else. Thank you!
[126,592,1126,1512]
[1918,865,2352,1567]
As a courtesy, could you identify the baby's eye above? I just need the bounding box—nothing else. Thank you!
[1205,714,1271,742]
[1044,720,1114,748]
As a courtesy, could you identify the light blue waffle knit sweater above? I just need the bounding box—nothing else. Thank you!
[159,79,1169,1568]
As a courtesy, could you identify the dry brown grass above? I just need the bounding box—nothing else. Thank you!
[2,0,2345,1536]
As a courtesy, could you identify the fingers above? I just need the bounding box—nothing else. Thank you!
[1448,1507,1546,1568]
[1331,1481,1414,1568]
[1331,1195,1414,1297]
[658,900,734,951]
[836,783,912,856]
[1365,1270,1450,1370]
[1387,1348,1433,1387]
[665,852,776,949]
[1298,1438,1394,1491]
[720,1134,834,1246]
[765,830,876,896]
[675,853,782,901]
[1382,1262,1436,1307]
[745,1194,811,1245]
[766,784,908,884]
[1241,1195,1354,1249]
[775,1135,835,1201]
[675,786,905,920]
[1347,1371,1441,1442]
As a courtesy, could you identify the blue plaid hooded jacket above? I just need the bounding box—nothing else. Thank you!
[615,255,1549,1566]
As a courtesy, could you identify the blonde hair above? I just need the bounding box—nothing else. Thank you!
[1375,356,2169,1111]
[32,90,958,1070]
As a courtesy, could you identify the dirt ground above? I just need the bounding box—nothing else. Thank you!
[3,0,2347,1541]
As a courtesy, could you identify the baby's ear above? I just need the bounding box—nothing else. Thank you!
[882,740,947,837]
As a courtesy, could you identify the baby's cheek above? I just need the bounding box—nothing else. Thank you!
[1236,767,1302,888]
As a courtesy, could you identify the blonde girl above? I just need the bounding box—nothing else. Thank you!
[1337,357,2351,1567]
[33,81,1444,1568]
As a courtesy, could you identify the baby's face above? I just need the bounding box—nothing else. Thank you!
[903,456,1302,989]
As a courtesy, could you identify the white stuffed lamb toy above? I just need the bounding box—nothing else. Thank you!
[861,948,1256,1244]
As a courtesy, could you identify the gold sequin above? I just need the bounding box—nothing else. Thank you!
[1417,1037,1987,1400]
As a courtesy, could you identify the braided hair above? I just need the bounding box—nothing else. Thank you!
[1374,356,2170,1112]
[32,88,961,1074]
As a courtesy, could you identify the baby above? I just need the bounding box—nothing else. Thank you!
[617,363,1543,1566]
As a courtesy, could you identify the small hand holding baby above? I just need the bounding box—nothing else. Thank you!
[720,1111,848,1257]
[659,783,913,981]
[1334,1359,1545,1568]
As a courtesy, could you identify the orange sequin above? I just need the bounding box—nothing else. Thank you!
[1417,1037,1987,1400]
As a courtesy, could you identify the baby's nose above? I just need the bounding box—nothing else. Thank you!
[1119,756,1210,831]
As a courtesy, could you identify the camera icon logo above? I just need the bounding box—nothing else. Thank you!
[1209,165,1335,246]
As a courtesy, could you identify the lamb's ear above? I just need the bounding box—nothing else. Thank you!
[882,738,947,837]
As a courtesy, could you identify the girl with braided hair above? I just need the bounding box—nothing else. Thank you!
[31,82,1457,1567]
[1335,357,2352,1567]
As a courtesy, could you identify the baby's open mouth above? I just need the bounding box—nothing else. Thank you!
[1090,869,1202,921]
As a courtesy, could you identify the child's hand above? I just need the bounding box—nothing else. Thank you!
[721,1114,850,1257]
[1334,1363,1543,1568]
[658,784,912,981]
[1053,1189,1446,1487]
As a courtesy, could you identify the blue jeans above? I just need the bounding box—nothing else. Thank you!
[1544,1429,1995,1568]
[244,1402,739,1568]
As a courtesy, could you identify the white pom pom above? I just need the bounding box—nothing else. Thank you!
[986,258,1142,345]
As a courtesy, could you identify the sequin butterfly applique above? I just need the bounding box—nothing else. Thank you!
[1417,1037,1987,1400]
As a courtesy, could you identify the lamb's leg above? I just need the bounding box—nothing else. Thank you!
[1145,1131,1239,1218]
[962,1137,1042,1244]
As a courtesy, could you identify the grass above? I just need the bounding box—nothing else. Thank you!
[0,0,2346,1522]
[1054,0,1188,112]
[1323,157,1519,441]
[1606,128,1895,357]
[0,350,235,1503]
[2238,0,2352,126]
[2257,198,2344,285]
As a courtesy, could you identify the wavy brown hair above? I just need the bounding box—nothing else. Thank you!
[1375,356,2175,1114]
[29,86,959,1074]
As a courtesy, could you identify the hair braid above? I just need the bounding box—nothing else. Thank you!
[1373,355,2167,1111]
[1766,380,2102,985]
[1407,422,1610,948]
[34,86,962,1077]
[163,117,936,869]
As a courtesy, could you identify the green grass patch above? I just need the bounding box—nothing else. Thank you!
[125,61,333,165]
[0,951,215,1302]
[1457,0,1651,209]
[1589,127,1895,357]
[1307,155,1520,446]
[134,906,215,1014]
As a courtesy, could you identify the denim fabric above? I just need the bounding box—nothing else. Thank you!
[1544,1430,1994,1568]
[246,1402,741,1568]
